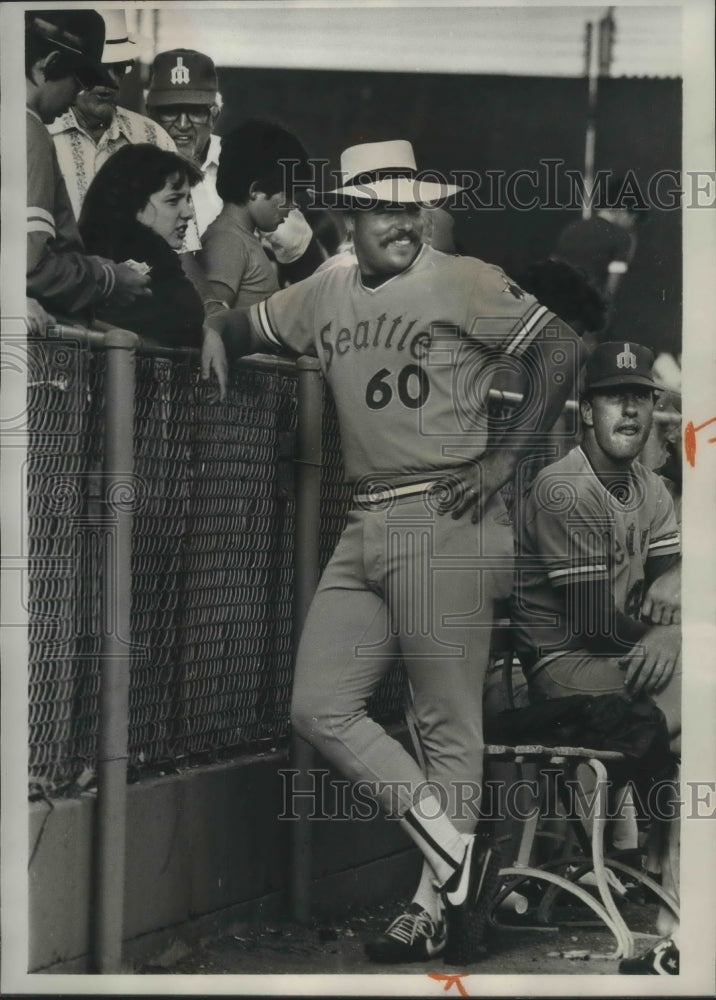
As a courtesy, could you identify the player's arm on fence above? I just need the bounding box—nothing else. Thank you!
[202,307,266,399]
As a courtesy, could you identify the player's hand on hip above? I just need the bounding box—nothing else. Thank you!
[641,563,681,625]
[201,324,228,400]
[444,452,512,523]
[620,624,681,696]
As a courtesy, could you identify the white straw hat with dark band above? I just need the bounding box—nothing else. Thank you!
[326,140,462,204]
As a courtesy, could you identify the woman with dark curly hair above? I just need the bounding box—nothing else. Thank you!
[79,143,205,347]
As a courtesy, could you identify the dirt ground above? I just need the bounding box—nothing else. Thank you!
[138,888,660,979]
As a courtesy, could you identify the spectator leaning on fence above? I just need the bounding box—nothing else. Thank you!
[79,144,205,349]
[145,48,325,283]
[48,10,176,222]
[199,121,312,310]
[25,9,150,320]
[203,139,582,966]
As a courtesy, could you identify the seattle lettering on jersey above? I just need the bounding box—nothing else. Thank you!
[318,313,432,371]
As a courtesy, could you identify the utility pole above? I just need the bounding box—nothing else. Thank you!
[582,7,616,219]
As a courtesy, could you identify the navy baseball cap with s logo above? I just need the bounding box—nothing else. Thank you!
[584,341,655,390]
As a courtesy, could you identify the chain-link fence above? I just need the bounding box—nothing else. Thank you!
[27,339,404,792]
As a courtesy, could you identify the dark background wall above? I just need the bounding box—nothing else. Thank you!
[133,67,682,355]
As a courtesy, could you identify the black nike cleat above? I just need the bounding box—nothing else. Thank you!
[442,833,501,965]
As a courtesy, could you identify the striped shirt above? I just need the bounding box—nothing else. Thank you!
[26,109,116,314]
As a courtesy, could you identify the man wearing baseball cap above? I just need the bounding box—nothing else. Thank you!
[204,139,582,964]
[49,10,177,221]
[145,48,320,275]
[511,341,682,975]
[25,10,150,318]
[145,49,224,235]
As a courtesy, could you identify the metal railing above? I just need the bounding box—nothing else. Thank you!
[26,322,406,971]
[27,329,404,793]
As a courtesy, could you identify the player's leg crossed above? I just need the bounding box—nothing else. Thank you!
[291,505,474,872]
[291,512,427,814]
[366,491,514,962]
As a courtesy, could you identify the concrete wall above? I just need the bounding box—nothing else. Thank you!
[28,745,419,973]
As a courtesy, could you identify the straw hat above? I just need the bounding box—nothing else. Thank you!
[100,9,137,64]
[326,140,462,204]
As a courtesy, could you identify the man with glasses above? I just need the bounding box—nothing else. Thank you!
[26,9,150,318]
[49,10,177,222]
[146,49,322,277]
[145,49,224,236]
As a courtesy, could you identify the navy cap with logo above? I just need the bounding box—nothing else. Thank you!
[146,49,218,107]
[584,341,655,390]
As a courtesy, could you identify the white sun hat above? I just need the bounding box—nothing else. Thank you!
[326,140,462,204]
[101,9,137,65]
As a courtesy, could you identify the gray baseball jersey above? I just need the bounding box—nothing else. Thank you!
[249,245,554,481]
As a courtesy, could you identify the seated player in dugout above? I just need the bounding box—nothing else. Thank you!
[510,341,681,976]
[202,139,583,965]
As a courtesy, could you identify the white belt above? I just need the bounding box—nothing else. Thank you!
[353,478,440,505]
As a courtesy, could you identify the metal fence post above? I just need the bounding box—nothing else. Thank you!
[93,326,137,972]
[291,356,323,922]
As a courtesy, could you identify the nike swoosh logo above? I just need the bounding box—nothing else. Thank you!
[425,934,446,957]
[445,838,474,906]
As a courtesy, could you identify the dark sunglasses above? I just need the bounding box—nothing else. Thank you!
[73,70,101,91]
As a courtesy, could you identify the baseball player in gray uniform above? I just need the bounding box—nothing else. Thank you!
[203,140,582,964]
[511,341,682,976]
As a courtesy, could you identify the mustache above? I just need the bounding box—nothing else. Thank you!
[380,230,419,247]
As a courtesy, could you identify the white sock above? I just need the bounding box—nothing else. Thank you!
[399,794,468,886]
[412,860,442,921]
